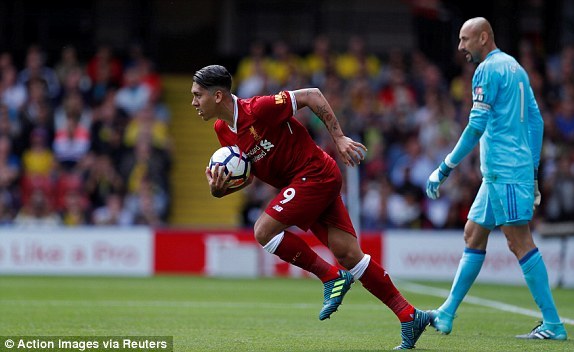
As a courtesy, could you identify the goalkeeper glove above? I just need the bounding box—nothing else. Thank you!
[426,161,453,200]
[534,168,541,209]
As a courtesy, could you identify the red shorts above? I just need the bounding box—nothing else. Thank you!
[264,171,357,244]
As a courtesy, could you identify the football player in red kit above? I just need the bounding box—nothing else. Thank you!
[192,64,429,350]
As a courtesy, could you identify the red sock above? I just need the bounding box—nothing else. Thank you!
[273,231,339,282]
[359,260,415,322]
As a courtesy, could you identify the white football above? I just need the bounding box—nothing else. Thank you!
[209,145,252,189]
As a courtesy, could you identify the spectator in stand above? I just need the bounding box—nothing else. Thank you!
[90,59,117,105]
[378,67,418,124]
[52,106,91,171]
[18,100,55,156]
[148,84,170,123]
[57,65,92,105]
[87,45,123,88]
[21,78,50,127]
[303,35,336,88]
[139,58,162,99]
[125,175,167,225]
[92,192,133,226]
[90,94,127,161]
[0,51,13,72]
[119,136,170,203]
[361,180,385,229]
[544,153,574,222]
[0,104,24,154]
[0,191,15,224]
[335,35,381,81]
[54,45,91,104]
[0,135,20,223]
[59,189,89,226]
[114,65,152,116]
[0,134,20,189]
[267,40,302,88]
[21,127,55,179]
[449,61,475,108]
[18,45,60,100]
[14,188,61,227]
[55,46,82,84]
[54,91,92,131]
[236,58,277,98]
[1,65,28,116]
[415,90,460,162]
[554,97,574,143]
[234,41,272,91]
[377,47,409,90]
[84,153,124,209]
[123,104,170,151]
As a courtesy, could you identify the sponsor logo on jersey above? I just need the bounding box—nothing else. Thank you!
[472,101,491,111]
[473,86,484,101]
[274,92,288,105]
[260,139,274,152]
[249,126,262,141]
[245,139,275,163]
[273,205,283,212]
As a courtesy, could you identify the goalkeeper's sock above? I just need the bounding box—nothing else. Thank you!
[357,257,414,322]
[267,231,339,282]
[439,248,485,317]
[520,248,561,324]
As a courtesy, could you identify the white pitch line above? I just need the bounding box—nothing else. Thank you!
[399,281,574,326]
[1,282,572,326]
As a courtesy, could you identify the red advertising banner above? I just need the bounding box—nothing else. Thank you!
[154,229,382,277]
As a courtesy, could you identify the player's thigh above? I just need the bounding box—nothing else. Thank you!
[489,183,534,226]
[468,182,496,230]
[264,177,340,231]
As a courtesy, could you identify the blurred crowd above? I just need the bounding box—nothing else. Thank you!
[0,44,172,227]
[237,36,574,230]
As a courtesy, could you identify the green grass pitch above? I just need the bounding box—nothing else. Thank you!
[1,276,573,351]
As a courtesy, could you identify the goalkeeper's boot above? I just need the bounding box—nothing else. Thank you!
[394,309,431,350]
[516,322,567,340]
[428,308,455,335]
[319,270,354,320]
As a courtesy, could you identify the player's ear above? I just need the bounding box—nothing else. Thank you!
[214,89,224,103]
[480,31,488,46]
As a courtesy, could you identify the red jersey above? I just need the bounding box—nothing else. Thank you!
[214,91,338,189]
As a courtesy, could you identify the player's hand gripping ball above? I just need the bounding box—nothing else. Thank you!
[209,145,252,188]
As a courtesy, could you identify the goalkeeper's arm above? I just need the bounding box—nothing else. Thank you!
[426,124,483,199]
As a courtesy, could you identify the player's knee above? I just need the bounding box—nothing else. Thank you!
[253,219,276,246]
[253,225,270,246]
[330,246,363,269]
[506,239,519,257]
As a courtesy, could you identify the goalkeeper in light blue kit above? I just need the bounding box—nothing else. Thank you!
[426,17,567,340]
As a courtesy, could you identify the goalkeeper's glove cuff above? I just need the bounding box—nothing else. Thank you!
[534,168,539,180]
[438,161,453,179]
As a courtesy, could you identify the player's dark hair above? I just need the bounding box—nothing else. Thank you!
[193,65,232,91]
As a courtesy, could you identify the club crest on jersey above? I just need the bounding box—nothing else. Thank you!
[249,126,262,141]
[474,86,484,102]
[274,92,288,105]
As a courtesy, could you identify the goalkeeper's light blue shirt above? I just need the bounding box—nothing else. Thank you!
[469,49,543,183]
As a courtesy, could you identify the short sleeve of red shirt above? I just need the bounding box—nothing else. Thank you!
[249,91,296,126]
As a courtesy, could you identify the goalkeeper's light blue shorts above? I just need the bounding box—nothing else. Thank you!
[468,181,534,230]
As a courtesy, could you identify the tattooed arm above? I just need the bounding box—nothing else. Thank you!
[293,88,366,167]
